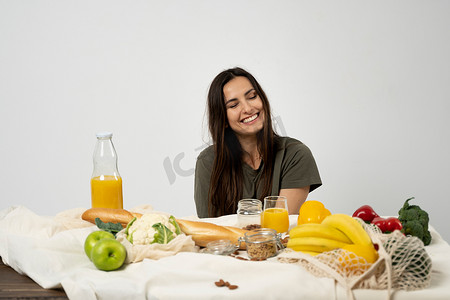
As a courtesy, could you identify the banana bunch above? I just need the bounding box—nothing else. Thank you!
[287,214,376,261]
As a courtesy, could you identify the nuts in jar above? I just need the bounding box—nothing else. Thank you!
[240,228,283,260]
[247,238,277,259]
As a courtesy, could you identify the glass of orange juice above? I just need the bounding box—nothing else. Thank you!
[261,196,289,233]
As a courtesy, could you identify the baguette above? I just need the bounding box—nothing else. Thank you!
[176,219,248,249]
[81,207,142,227]
[81,207,248,249]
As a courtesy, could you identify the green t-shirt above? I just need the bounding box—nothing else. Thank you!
[194,136,322,218]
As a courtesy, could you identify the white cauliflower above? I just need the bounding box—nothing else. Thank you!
[126,213,179,245]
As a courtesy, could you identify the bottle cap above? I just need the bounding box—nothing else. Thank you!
[96,132,113,138]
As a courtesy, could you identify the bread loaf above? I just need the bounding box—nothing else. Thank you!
[81,207,248,249]
[176,219,248,249]
[81,207,142,227]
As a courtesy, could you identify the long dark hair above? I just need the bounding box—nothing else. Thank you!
[207,67,278,217]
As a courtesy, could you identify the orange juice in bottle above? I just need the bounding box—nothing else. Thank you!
[91,132,123,209]
[91,175,123,209]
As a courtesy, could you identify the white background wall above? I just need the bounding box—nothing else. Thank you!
[1,1,449,242]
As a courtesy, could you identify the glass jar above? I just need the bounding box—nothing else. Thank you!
[200,240,238,255]
[239,228,284,260]
[237,199,262,228]
[90,132,123,209]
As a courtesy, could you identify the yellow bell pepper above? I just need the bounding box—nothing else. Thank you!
[297,200,331,225]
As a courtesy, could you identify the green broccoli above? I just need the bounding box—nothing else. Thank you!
[401,220,424,240]
[398,197,431,246]
[423,230,432,246]
[399,207,429,230]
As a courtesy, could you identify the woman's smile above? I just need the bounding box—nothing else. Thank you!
[242,113,259,124]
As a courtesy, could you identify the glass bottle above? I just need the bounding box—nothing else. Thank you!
[90,132,123,209]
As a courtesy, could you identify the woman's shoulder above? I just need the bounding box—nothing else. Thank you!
[276,136,308,151]
[275,136,314,161]
[197,144,215,161]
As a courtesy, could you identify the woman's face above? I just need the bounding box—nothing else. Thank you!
[223,76,265,139]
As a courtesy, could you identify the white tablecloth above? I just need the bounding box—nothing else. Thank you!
[1,205,450,300]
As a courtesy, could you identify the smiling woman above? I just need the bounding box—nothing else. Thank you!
[223,76,265,142]
[194,67,322,218]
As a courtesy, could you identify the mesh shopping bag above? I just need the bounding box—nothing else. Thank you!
[278,222,432,300]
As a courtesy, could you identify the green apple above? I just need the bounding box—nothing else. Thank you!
[84,230,115,260]
[91,238,127,271]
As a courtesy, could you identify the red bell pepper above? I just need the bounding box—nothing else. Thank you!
[371,217,403,233]
[352,205,379,223]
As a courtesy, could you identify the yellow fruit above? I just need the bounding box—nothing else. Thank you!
[338,244,379,274]
[321,214,372,245]
[289,223,352,244]
[287,237,350,253]
[342,244,378,264]
[300,250,321,256]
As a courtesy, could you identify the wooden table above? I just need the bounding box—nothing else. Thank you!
[0,257,68,299]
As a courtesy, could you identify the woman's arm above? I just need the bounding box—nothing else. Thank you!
[279,186,310,215]
[194,146,215,218]
[194,159,211,218]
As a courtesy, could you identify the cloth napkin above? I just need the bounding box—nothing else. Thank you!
[0,206,336,300]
